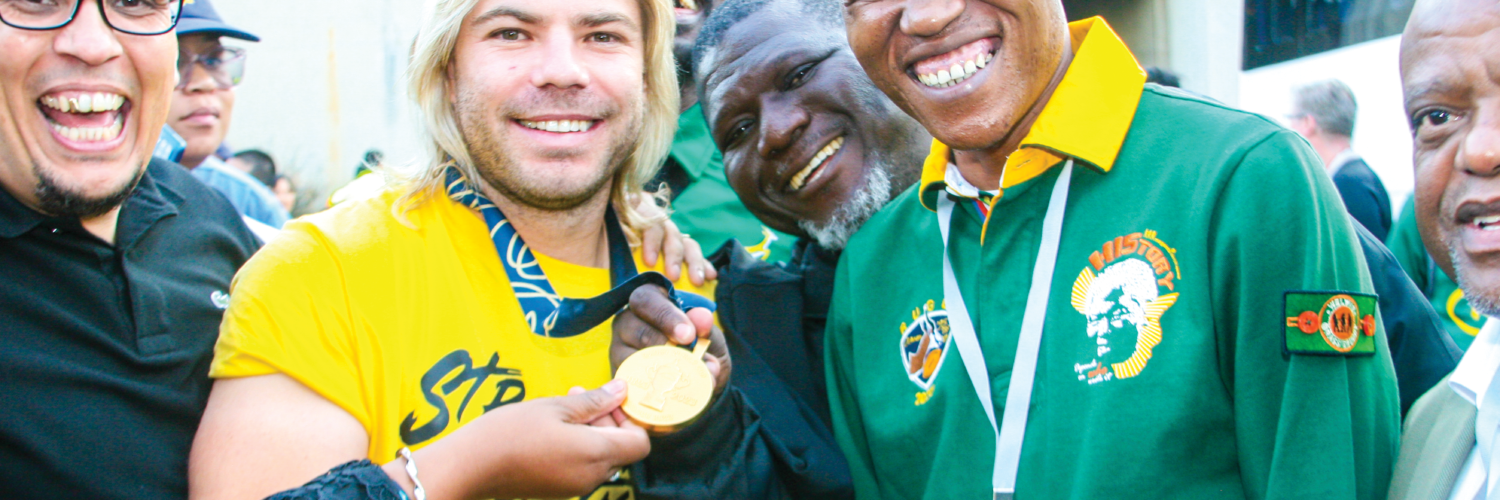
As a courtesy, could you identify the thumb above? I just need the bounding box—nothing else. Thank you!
[555,379,628,424]
[686,308,714,338]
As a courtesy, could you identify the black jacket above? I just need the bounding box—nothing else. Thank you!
[632,239,853,500]
[1333,158,1393,241]
[1352,221,1461,415]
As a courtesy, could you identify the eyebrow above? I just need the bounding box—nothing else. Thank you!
[1404,77,1468,109]
[579,12,638,31]
[472,6,539,26]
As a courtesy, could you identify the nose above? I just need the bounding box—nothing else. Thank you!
[53,0,124,67]
[1461,106,1500,177]
[181,60,220,94]
[900,0,965,38]
[531,27,590,89]
[756,94,810,161]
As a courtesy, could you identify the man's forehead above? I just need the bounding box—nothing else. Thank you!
[1406,0,1500,41]
[468,0,643,29]
[702,9,843,117]
[1402,5,1500,98]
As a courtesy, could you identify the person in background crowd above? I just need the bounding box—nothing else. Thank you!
[0,0,261,497]
[1389,0,1500,497]
[612,0,927,496]
[168,0,289,229]
[227,149,276,187]
[650,0,800,263]
[826,0,1398,497]
[186,0,719,499]
[1390,195,1489,349]
[327,149,386,207]
[1144,66,1180,88]
[1289,79,1394,240]
[272,175,296,214]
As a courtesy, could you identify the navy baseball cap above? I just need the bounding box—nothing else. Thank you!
[176,0,260,42]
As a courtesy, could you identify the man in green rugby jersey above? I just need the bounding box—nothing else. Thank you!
[823,0,1400,498]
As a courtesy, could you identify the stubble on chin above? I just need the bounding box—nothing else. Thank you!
[455,90,642,212]
[1452,246,1500,317]
[32,160,143,219]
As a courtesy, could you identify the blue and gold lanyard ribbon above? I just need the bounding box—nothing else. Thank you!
[445,166,713,338]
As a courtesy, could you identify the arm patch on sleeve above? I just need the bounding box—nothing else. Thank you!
[1284,291,1378,356]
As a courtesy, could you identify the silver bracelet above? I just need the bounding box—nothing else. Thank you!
[398,447,427,500]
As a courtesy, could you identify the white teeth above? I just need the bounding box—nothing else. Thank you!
[41,92,125,113]
[789,136,844,191]
[1476,215,1500,229]
[916,52,993,89]
[521,119,593,133]
[50,113,124,143]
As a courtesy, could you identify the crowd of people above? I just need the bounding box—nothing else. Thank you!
[2,0,1499,498]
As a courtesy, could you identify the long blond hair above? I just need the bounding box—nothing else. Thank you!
[395,0,678,237]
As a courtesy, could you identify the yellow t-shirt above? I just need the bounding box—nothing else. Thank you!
[210,188,713,497]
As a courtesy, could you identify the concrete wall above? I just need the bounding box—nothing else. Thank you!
[213,0,424,213]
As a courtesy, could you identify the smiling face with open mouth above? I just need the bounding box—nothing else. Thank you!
[1402,0,1500,314]
[449,0,648,212]
[699,2,927,245]
[844,0,1069,153]
[0,6,175,218]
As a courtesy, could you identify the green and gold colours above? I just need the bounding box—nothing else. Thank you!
[825,18,1399,500]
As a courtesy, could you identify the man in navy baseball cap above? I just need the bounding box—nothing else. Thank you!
[168,0,290,232]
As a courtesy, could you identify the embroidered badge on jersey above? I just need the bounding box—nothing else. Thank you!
[1071,231,1180,384]
[898,299,951,405]
[1284,291,1378,356]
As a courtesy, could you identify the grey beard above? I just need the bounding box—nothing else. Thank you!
[799,167,892,251]
[1452,247,1500,317]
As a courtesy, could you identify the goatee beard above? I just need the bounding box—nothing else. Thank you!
[33,161,142,219]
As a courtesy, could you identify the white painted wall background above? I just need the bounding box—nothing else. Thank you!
[213,0,425,211]
[1238,35,1415,212]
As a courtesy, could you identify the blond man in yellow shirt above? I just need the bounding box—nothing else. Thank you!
[185,0,726,499]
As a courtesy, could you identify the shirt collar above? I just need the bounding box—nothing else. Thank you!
[669,103,722,180]
[919,17,1146,211]
[1328,148,1360,177]
[0,159,181,245]
[0,176,45,239]
[1451,318,1500,408]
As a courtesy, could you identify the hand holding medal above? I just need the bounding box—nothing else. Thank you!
[611,286,731,435]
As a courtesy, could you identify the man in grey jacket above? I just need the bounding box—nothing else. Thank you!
[1389,0,1500,498]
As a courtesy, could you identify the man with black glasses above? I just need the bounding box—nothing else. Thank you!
[168,0,288,230]
[0,0,260,498]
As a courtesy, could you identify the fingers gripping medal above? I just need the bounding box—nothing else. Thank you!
[617,340,714,434]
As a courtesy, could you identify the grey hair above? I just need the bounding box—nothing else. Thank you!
[1292,79,1358,137]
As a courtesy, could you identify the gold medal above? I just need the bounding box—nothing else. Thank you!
[617,339,714,434]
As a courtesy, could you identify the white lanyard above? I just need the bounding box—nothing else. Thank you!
[936,159,1073,500]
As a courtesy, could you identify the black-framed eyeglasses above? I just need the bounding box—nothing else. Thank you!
[177,45,245,89]
[0,0,182,36]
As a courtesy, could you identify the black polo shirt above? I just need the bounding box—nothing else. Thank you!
[0,158,259,499]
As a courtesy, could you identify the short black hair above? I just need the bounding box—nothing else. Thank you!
[691,0,843,75]
[232,149,277,187]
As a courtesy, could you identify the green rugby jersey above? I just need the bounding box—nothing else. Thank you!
[825,18,1399,500]
[1388,196,1487,349]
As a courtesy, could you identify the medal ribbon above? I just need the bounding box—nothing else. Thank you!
[445,166,713,338]
[937,159,1073,500]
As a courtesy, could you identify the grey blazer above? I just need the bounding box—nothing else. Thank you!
[1389,374,1477,500]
